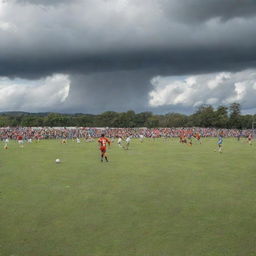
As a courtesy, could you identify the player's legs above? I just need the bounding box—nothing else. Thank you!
[101,151,104,162]
[104,152,108,162]
[100,147,108,162]
[102,151,108,162]
[18,140,24,148]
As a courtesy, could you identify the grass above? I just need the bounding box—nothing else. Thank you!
[0,138,256,256]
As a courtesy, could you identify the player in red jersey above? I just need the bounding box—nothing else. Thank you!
[248,134,253,146]
[195,133,201,144]
[98,134,111,162]
[17,135,23,141]
[17,135,24,147]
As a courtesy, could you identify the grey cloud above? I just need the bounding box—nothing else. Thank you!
[14,0,256,22]
[63,69,153,113]
[63,69,194,114]
[1,0,256,113]
[9,0,72,5]
[162,0,256,23]
[1,0,256,79]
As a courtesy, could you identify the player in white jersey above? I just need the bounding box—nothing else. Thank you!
[139,134,144,143]
[117,137,123,148]
[4,138,9,149]
[125,136,131,150]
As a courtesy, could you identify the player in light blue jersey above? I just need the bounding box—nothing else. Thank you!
[217,134,223,153]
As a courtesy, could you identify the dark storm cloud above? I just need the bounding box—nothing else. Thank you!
[1,0,256,78]
[8,0,71,5]
[162,0,256,23]
[64,69,192,114]
[1,0,256,113]
[14,0,256,19]
[64,70,153,113]
[1,47,256,80]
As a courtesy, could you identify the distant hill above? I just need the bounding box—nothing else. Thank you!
[0,111,51,117]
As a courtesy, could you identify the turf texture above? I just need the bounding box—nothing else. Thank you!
[0,138,256,256]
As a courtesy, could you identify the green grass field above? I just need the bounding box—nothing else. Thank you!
[1,138,256,256]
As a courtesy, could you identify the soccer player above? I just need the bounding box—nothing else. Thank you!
[98,134,111,162]
[187,134,193,146]
[117,137,123,148]
[35,134,40,143]
[139,134,144,143]
[4,138,9,150]
[237,131,242,141]
[17,135,24,148]
[248,134,253,146]
[196,133,201,144]
[217,134,223,153]
[125,136,131,150]
[179,134,183,143]
[180,135,187,144]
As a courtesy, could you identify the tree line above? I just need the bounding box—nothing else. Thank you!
[0,103,255,129]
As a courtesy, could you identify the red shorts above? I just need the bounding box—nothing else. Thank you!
[100,146,106,153]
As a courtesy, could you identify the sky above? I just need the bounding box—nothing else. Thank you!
[1,0,256,114]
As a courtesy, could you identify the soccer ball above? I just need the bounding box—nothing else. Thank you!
[55,158,61,163]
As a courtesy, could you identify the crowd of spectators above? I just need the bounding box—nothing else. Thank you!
[0,127,253,140]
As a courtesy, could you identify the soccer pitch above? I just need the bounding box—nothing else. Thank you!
[1,138,256,256]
